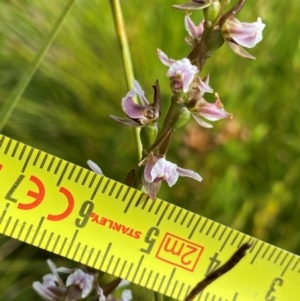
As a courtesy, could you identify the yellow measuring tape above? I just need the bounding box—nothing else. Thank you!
[0,134,299,300]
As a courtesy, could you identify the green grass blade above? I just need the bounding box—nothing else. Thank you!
[0,0,77,131]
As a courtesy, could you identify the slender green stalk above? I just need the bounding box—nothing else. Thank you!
[160,95,184,137]
[109,0,142,160]
[0,0,77,131]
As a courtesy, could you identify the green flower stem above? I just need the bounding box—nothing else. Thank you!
[0,0,77,132]
[110,0,142,160]
[161,95,184,133]
[155,93,185,155]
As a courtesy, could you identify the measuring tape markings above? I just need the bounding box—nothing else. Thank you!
[0,134,295,300]
[0,134,299,300]
[0,135,190,298]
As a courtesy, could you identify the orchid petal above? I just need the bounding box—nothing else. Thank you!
[46,259,57,275]
[150,158,166,180]
[192,114,213,128]
[167,58,198,93]
[142,176,161,201]
[46,259,64,287]
[131,79,144,96]
[226,17,265,48]
[225,40,256,60]
[87,160,103,175]
[66,269,94,298]
[128,79,149,106]
[151,158,179,187]
[32,282,59,300]
[144,154,157,182]
[185,15,204,40]
[96,283,106,301]
[122,289,133,301]
[165,170,179,187]
[185,15,198,40]
[194,76,214,94]
[194,97,232,121]
[109,115,141,127]
[176,167,202,182]
[56,267,75,274]
[157,49,175,67]
[42,274,57,287]
[121,95,151,119]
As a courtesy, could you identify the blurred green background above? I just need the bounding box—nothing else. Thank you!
[1,0,300,300]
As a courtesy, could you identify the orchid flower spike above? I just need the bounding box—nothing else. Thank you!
[221,17,266,59]
[110,79,161,127]
[143,153,202,200]
[157,49,198,93]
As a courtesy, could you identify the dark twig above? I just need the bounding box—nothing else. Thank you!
[148,128,174,156]
[219,0,247,28]
[184,243,252,301]
[102,277,123,297]
[124,169,136,187]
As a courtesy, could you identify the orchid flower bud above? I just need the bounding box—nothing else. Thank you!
[203,0,221,27]
[140,125,158,153]
[170,105,192,130]
[206,28,225,56]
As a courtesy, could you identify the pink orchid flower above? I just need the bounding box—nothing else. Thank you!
[157,49,198,93]
[66,269,94,300]
[222,17,266,59]
[190,92,232,128]
[143,153,202,200]
[184,15,204,48]
[110,80,161,127]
